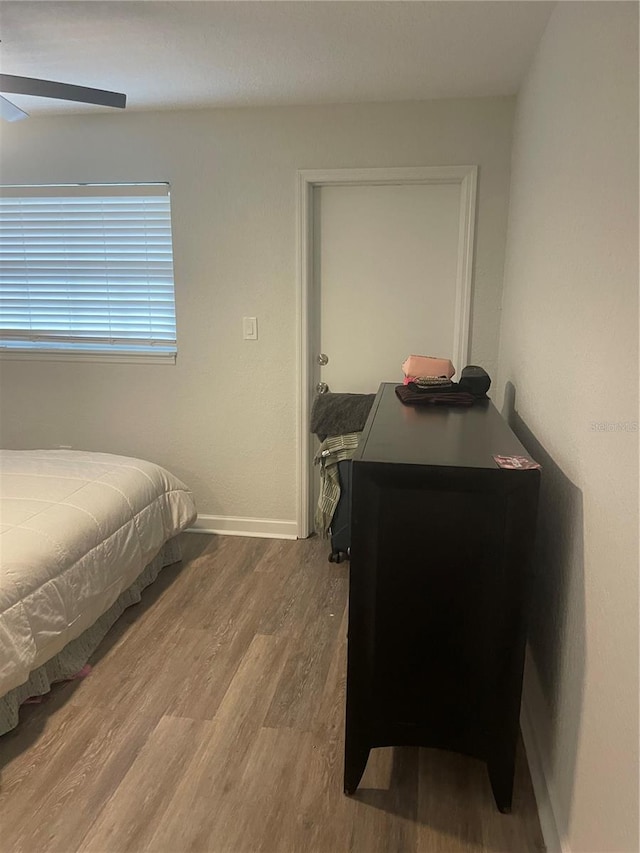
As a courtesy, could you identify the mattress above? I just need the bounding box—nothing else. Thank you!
[0,450,197,699]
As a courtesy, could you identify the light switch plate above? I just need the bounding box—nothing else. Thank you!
[243,316,258,340]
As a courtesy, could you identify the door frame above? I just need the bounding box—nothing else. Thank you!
[295,165,478,538]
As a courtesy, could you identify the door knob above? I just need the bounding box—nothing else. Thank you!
[316,382,329,394]
[317,353,329,366]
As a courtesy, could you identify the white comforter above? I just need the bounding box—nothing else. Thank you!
[0,450,197,698]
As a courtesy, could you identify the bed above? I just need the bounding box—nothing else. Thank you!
[0,449,197,735]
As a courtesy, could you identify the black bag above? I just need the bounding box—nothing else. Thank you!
[329,459,352,563]
[458,365,491,397]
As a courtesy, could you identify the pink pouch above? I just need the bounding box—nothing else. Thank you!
[401,355,455,380]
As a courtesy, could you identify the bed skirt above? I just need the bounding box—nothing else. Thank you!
[0,537,182,737]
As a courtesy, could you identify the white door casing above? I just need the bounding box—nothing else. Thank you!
[296,165,477,538]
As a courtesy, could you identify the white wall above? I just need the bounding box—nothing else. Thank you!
[0,98,514,525]
[495,4,639,851]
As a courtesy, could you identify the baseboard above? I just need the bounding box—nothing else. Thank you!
[520,696,569,853]
[187,514,298,540]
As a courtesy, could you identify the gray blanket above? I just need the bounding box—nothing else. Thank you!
[311,392,376,440]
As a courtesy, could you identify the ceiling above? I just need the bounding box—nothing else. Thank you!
[0,1,555,116]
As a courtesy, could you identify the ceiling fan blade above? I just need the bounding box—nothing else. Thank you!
[0,75,126,109]
[0,94,29,121]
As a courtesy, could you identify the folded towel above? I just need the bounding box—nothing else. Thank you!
[407,380,456,394]
[310,392,376,440]
[395,385,475,407]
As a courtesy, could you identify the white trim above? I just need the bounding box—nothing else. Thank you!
[520,693,569,853]
[298,165,477,187]
[296,170,313,539]
[451,168,477,372]
[296,165,478,538]
[0,182,170,198]
[0,350,176,365]
[187,514,298,540]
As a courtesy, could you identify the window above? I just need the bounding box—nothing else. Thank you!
[0,183,177,362]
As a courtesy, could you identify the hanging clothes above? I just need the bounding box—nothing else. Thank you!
[314,431,360,537]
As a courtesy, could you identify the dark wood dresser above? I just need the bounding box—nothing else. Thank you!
[344,382,540,812]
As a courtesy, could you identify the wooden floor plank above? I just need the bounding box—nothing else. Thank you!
[417,749,487,852]
[256,537,336,639]
[78,716,213,853]
[0,533,545,853]
[0,702,159,853]
[144,632,291,853]
[262,571,348,731]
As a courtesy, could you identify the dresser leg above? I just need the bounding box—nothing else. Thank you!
[343,740,370,795]
[488,751,516,814]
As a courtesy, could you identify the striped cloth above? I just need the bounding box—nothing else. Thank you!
[314,432,361,537]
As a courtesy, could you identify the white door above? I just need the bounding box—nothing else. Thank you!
[314,182,463,395]
[300,166,477,537]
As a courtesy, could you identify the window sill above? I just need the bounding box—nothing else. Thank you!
[0,350,177,365]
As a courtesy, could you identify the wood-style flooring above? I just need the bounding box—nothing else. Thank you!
[0,534,545,853]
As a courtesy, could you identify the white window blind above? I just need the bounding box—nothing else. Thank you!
[0,183,177,359]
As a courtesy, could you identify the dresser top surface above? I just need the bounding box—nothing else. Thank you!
[354,383,537,471]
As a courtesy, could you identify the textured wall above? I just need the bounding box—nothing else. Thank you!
[0,98,514,521]
[495,4,639,851]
